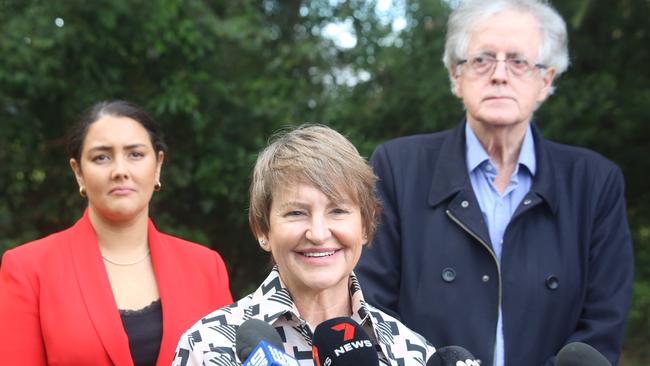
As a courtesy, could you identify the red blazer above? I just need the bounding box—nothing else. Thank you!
[0,210,233,365]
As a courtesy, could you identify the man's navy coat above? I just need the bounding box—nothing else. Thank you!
[356,122,633,366]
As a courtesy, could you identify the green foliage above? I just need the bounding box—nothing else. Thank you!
[0,0,648,363]
[0,0,339,293]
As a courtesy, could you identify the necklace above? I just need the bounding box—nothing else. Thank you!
[102,249,150,266]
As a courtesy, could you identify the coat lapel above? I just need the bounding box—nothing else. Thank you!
[428,122,493,247]
[148,220,183,365]
[69,210,133,366]
[427,122,471,208]
[528,123,558,214]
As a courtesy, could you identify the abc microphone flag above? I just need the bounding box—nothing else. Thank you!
[312,317,379,366]
[236,318,299,366]
[243,340,300,366]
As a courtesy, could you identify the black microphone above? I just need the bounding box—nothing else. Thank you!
[555,342,611,366]
[235,318,299,366]
[426,346,480,366]
[312,317,379,366]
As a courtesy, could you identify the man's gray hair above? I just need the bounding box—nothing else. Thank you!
[443,0,569,94]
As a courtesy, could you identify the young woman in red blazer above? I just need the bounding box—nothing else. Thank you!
[0,100,233,365]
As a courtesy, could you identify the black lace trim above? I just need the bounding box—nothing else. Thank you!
[119,299,161,316]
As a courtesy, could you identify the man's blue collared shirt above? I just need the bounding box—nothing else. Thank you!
[465,123,536,366]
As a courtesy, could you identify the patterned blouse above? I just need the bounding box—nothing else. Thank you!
[173,267,435,366]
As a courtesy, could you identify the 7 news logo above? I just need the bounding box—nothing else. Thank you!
[330,322,373,357]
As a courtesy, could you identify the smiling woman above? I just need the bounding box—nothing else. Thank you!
[173,125,436,366]
[262,181,365,303]
[0,100,233,366]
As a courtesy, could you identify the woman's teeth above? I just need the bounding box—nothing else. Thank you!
[302,251,336,257]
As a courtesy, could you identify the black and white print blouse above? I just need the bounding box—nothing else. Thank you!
[173,267,435,366]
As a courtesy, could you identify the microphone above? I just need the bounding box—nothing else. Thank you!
[312,317,379,366]
[426,346,480,366]
[555,342,611,366]
[235,318,299,366]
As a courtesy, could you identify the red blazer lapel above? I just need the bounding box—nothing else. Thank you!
[148,220,184,365]
[69,210,133,366]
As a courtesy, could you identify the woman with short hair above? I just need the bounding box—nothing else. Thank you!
[174,125,435,365]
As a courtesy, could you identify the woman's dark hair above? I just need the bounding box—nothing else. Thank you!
[67,100,168,164]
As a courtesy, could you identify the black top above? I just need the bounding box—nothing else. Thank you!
[120,299,163,366]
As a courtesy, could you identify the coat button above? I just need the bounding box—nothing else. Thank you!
[442,268,456,283]
[482,275,490,282]
[546,275,559,290]
[461,200,469,208]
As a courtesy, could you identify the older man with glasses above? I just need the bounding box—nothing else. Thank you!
[356,1,634,365]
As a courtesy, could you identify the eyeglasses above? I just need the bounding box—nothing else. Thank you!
[457,54,547,77]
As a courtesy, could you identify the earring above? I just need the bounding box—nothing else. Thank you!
[154,181,162,191]
[79,186,87,198]
[259,239,267,247]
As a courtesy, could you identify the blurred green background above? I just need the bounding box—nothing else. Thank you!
[1,0,648,364]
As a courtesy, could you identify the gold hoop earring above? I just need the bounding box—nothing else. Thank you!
[79,187,87,198]
[154,181,162,192]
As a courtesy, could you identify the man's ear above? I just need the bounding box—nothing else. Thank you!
[450,67,462,98]
[537,67,557,103]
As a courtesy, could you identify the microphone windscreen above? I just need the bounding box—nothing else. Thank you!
[555,342,611,366]
[426,345,480,366]
[312,317,379,366]
[236,318,284,361]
